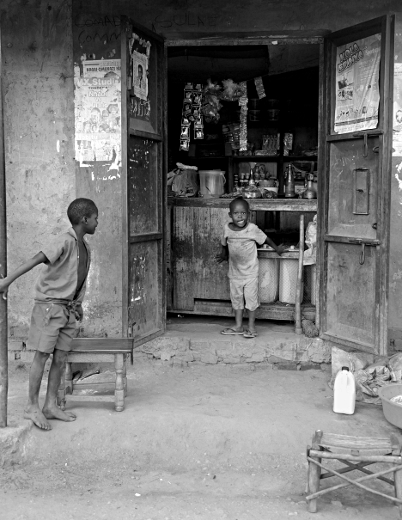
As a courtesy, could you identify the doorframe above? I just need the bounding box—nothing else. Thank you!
[317,15,395,355]
[165,33,324,328]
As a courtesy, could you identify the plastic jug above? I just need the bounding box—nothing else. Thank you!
[333,366,356,414]
[199,170,226,198]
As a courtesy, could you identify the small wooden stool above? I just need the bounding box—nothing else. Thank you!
[306,430,402,516]
[58,338,134,412]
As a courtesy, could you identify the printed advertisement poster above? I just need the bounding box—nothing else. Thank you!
[393,63,402,156]
[133,50,148,101]
[74,59,121,167]
[334,35,381,134]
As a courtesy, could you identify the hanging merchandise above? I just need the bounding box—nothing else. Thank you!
[201,79,222,123]
[238,81,248,153]
[254,76,266,100]
[180,83,204,151]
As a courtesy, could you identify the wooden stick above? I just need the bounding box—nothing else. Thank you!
[306,457,402,503]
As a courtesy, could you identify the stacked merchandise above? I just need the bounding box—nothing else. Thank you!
[222,123,241,152]
[180,83,204,151]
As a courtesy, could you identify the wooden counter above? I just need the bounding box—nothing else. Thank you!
[170,197,318,212]
[168,196,317,321]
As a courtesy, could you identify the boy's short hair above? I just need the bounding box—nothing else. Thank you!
[67,198,98,225]
[229,197,249,212]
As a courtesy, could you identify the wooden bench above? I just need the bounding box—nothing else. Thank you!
[57,338,134,412]
[306,430,402,516]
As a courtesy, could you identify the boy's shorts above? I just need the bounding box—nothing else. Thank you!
[229,276,260,312]
[27,302,78,354]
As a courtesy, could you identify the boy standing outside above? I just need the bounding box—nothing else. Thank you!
[0,198,98,430]
[216,197,284,338]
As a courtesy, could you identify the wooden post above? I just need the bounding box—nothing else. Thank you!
[0,30,7,428]
[295,214,305,334]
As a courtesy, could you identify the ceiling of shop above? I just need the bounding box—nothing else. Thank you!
[167,44,320,85]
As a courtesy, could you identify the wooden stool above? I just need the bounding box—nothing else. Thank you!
[57,338,134,412]
[306,430,402,516]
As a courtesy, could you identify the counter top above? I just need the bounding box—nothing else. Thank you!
[169,197,317,212]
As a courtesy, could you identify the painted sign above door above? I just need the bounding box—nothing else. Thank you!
[334,34,381,134]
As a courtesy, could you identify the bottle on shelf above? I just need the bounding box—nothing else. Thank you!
[284,164,296,198]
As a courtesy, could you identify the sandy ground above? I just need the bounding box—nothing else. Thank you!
[1,358,402,519]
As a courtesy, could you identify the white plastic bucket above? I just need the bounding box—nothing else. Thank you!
[259,258,279,303]
[333,367,356,414]
[198,170,226,198]
[279,259,298,304]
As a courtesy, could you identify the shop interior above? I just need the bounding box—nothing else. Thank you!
[166,42,320,322]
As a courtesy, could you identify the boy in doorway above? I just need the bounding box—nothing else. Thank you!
[0,198,98,430]
[216,197,284,338]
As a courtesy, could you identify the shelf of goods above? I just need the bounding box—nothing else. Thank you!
[167,197,317,328]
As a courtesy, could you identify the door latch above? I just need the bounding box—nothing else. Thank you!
[347,238,380,265]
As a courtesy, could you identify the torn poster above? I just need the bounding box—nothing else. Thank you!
[74,59,121,167]
[334,34,381,134]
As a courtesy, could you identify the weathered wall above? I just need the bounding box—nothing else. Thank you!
[75,0,401,37]
[3,0,402,341]
[1,0,75,339]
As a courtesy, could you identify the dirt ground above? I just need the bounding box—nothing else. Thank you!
[1,357,402,520]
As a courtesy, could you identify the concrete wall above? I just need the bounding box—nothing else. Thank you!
[1,0,75,339]
[2,0,402,340]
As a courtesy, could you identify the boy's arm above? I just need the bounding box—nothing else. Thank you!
[215,244,229,263]
[264,236,286,256]
[0,252,48,298]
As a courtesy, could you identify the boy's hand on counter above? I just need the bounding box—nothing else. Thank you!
[215,252,228,264]
[275,244,286,256]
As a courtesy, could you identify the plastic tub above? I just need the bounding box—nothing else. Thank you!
[258,258,279,302]
[267,109,280,121]
[279,258,298,303]
[198,170,226,198]
[378,384,402,428]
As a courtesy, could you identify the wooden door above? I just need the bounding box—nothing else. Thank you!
[319,15,394,355]
[121,18,166,347]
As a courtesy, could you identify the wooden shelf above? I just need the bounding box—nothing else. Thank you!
[232,155,317,161]
[169,196,317,212]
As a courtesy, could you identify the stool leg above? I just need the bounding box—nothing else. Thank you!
[123,355,127,398]
[307,450,321,513]
[394,467,402,519]
[65,362,73,394]
[307,430,323,513]
[115,353,125,412]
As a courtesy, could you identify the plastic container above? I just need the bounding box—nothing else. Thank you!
[378,384,402,428]
[279,257,298,303]
[198,170,226,198]
[333,367,356,415]
[267,109,280,121]
[249,110,261,122]
[249,99,259,110]
[258,257,279,302]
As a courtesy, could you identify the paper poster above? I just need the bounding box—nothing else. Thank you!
[74,59,121,167]
[133,50,148,101]
[393,63,402,156]
[334,35,381,134]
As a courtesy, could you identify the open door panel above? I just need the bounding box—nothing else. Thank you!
[121,17,167,347]
[319,15,394,354]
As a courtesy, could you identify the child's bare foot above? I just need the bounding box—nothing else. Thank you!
[42,405,76,422]
[24,405,52,430]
